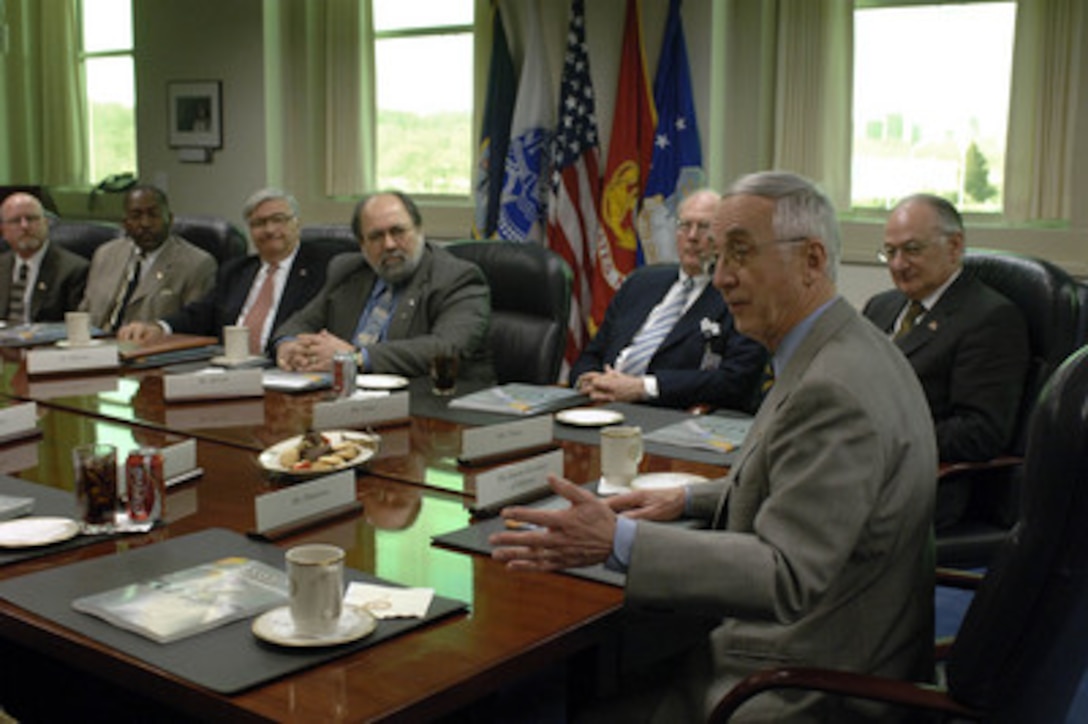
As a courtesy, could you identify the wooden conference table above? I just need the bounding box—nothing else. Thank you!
[0,352,728,722]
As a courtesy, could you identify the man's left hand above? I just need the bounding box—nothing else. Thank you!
[489,475,616,571]
[582,366,648,403]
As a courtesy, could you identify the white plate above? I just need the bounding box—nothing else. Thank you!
[258,430,380,476]
[356,374,409,390]
[631,472,709,491]
[0,516,80,548]
[55,339,105,348]
[210,355,266,368]
[252,605,376,647]
[555,408,625,427]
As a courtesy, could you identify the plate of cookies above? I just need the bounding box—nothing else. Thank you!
[259,430,380,477]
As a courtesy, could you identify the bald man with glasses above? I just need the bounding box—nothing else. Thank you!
[863,193,1029,529]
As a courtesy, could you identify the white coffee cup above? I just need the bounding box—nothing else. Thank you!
[65,311,91,346]
[286,543,345,636]
[222,325,250,361]
[600,425,644,489]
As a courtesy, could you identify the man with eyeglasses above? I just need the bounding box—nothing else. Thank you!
[863,194,1029,529]
[79,184,216,332]
[571,189,766,411]
[118,188,337,356]
[491,172,935,722]
[0,192,88,324]
[273,190,493,381]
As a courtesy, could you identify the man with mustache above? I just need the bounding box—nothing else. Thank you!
[79,184,216,332]
[273,191,494,382]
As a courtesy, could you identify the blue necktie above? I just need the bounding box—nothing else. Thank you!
[616,277,694,376]
[354,280,395,347]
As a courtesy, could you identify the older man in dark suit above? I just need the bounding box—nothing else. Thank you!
[119,189,339,355]
[571,189,766,411]
[0,192,88,324]
[863,193,1029,528]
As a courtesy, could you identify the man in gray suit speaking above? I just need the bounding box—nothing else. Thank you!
[490,172,936,722]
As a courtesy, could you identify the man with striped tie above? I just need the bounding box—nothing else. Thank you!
[0,192,88,324]
[571,189,765,411]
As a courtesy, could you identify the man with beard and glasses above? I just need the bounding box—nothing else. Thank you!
[273,191,494,381]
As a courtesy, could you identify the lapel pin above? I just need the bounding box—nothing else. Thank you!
[155,270,164,281]
[37,282,47,291]
[927,320,938,331]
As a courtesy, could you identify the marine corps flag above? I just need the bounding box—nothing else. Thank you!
[472,2,516,239]
[637,0,705,264]
[589,0,656,332]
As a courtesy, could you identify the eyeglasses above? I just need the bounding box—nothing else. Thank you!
[717,236,808,268]
[676,220,712,236]
[1,214,44,226]
[877,240,929,264]
[248,213,295,230]
[363,224,413,245]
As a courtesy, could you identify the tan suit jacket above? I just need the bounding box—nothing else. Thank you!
[79,235,216,330]
[626,298,937,722]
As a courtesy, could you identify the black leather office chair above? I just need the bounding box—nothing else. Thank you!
[171,215,248,266]
[1077,281,1088,347]
[299,224,359,257]
[710,345,1088,723]
[47,218,122,259]
[936,250,1082,567]
[445,240,572,385]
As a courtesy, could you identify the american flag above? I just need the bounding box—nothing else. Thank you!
[546,0,601,380]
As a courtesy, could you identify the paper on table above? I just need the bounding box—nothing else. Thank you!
[643,415,754,454]
[344,582,434,619]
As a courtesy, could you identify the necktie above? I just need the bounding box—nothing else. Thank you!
[7,263,27,324]
[242,262,279,354]
[109,253,144,331]
[354,281,395,347]
[616,277,695,376]
[894,300,926,340]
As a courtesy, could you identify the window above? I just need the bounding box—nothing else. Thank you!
[80,0,137,183]
[851,2,1016,213]
[371,0,474,195]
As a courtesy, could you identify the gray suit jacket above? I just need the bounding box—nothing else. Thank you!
[0,243,89,322]
[626,298,936,722]
[273,242,494,381]
[79,235,217,330]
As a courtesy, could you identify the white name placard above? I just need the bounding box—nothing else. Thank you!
[254,469,356,534]
[472,448,564,510]
[163,368,263,401]
[460,415,554,464]
[26,344,119,375]
[312,391,409,430]
[0,402,37,442]
[161,438,199,485]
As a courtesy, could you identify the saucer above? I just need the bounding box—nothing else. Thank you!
[0,516,80,548]
[357,374,409,390]
[55,339,105,348]
[554,408,624,427]
[252,605,376,647]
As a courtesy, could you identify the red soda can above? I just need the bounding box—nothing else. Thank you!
[126,447,165,522]
[332,351,357,397]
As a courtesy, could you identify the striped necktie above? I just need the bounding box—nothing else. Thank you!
[895,300,926,340]
[7,262,28,324]
[616,277,694,376]
[109,252,144,332]
[242,262,279,354]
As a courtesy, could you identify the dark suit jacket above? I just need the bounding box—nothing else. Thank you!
[571,264,766,411]
[863,272,1030,462]
[273,242,494,382]
[162,242,339,355]
[0,244,89,322]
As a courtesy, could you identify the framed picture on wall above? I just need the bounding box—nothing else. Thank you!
[167,81,222,149]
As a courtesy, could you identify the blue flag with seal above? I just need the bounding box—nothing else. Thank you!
[497,0,552,243]
[472,3,516,239]
[637,0,705,263]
